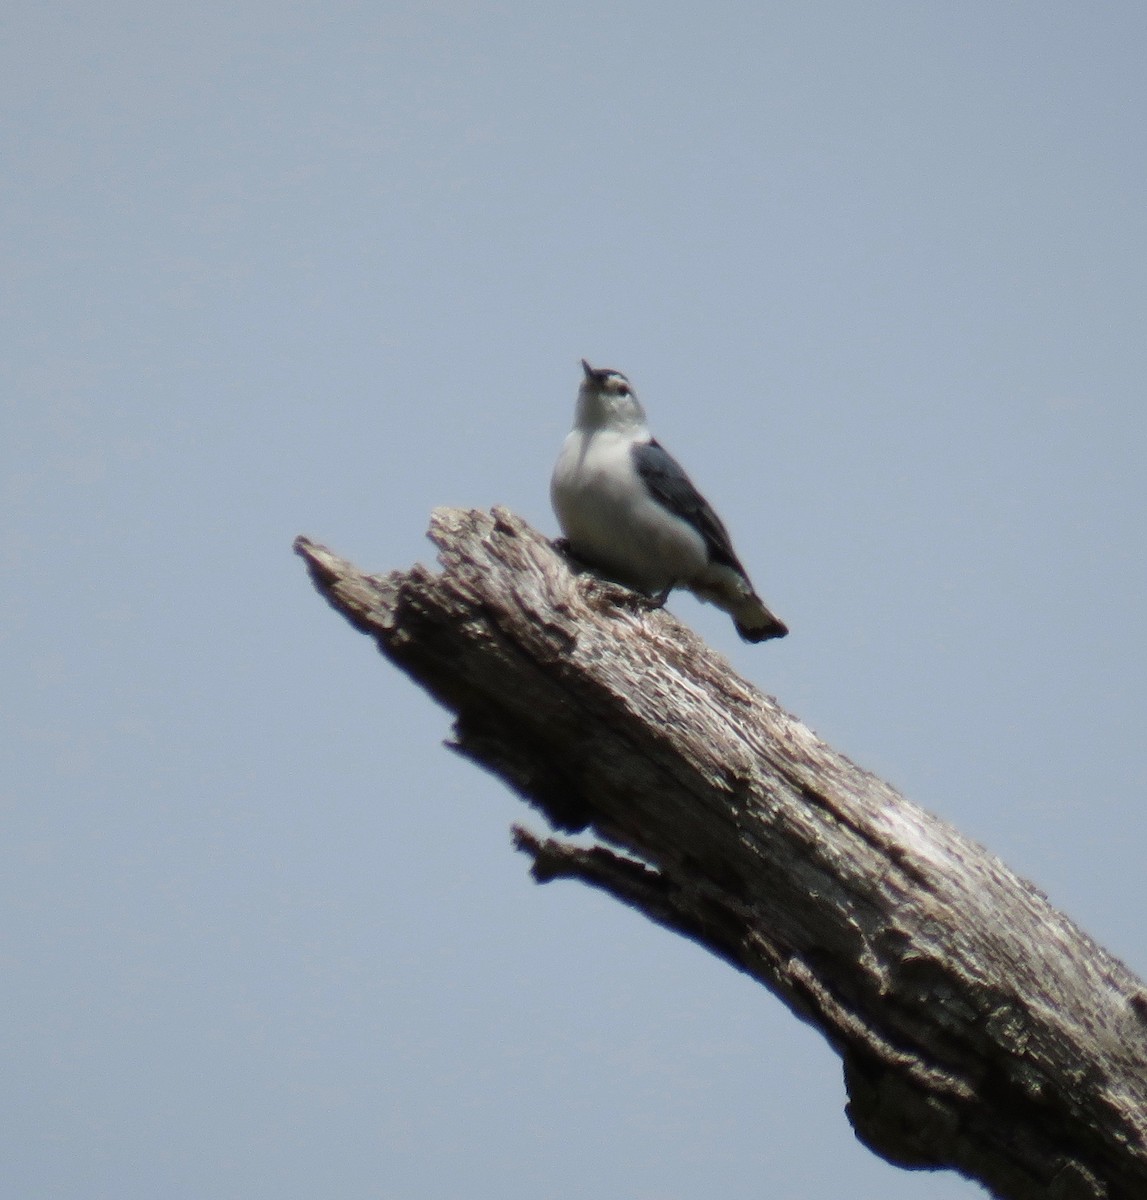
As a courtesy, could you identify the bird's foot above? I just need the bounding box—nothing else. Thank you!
[550,541,674,616]
[551,537,593,572]
[612,584,674,615]
[649,584,673,609]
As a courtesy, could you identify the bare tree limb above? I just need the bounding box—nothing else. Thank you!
[294,506,1147,1200]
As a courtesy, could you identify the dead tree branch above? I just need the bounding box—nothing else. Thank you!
[294,506,1147,1200]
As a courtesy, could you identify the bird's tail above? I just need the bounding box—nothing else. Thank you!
[733,593,789,643]
[693,567,788,643]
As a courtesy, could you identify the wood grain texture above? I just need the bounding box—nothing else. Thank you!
[295,506,1147,1200]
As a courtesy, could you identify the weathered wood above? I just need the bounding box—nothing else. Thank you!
[294,506,1147,1200]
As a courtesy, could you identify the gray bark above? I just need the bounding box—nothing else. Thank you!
[294,506,1147,1200]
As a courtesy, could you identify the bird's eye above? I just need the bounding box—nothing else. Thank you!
[616,383,631,396]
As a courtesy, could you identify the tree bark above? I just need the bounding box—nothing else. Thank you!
[294,506,1147,1200]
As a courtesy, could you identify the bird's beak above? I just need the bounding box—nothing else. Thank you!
[581,358,595,380]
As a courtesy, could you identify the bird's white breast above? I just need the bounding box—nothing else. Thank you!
[550,428,708,593]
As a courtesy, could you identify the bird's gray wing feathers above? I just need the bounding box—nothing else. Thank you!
[632,439,748,576]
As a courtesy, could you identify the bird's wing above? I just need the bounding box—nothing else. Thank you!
[632,439,749,576]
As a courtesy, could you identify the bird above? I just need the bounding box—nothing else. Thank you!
[551,359,787,643]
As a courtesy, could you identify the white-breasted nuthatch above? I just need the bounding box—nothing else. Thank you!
[551,360,787,643]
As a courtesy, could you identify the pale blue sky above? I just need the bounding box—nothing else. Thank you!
[4,4,1145,1198]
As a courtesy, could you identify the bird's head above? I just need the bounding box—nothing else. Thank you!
[575,359,648,432]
